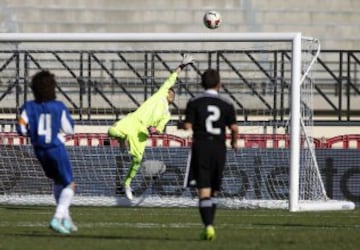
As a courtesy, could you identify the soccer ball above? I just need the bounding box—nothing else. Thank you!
[203,10,222,29]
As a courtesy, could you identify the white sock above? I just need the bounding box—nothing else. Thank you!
[54,186,74,219]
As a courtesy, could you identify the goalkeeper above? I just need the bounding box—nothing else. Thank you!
[108,54,194,200]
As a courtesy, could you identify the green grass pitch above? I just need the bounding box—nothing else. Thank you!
[0,206,359,250]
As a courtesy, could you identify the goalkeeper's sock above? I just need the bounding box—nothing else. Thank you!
[124,178,131,187]
[124,158,141,186]
[54,186,74,219]
[199,198,212,227]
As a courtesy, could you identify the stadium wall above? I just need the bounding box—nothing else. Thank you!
[0,0,360,49]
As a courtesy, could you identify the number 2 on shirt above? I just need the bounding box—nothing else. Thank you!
[205,105,221,135]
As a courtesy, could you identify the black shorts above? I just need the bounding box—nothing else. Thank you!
[187,139,226,191]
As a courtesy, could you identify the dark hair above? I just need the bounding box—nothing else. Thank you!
[201,69,220,89]
[31,70,56,102]
[168,87,175,94]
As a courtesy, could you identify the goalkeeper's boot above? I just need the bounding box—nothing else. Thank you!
[62,218,78,232]
[49,217,70,235]
[124,184,133,200]
[200,225,216,241]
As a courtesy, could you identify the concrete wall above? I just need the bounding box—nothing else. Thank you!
[0,0,359,49]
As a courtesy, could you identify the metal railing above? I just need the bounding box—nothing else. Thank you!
[0,49,359,126]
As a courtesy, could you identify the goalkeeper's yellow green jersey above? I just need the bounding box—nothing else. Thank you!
[130,72,178,133]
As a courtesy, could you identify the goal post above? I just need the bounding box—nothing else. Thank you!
[0,33,355,211]
[289,33,302,212]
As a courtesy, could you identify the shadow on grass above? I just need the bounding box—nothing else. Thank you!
[1,231,198,242]
[2,206,51,211]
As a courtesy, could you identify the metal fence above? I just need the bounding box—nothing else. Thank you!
[0,49,359,126]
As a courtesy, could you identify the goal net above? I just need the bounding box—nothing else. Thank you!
[0,33,355,211]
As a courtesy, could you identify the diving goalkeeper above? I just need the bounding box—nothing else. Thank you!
[108,54,194,200]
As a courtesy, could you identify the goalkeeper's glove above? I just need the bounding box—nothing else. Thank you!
[179,54,194,70]
[148,126,159,135]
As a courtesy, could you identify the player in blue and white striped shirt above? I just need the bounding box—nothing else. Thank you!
[17,70,77,234]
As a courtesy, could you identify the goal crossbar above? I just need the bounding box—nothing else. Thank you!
[0,32,301,42]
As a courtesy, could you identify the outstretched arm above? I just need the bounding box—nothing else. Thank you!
[159,54,194,92]
[176,54,194,73]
